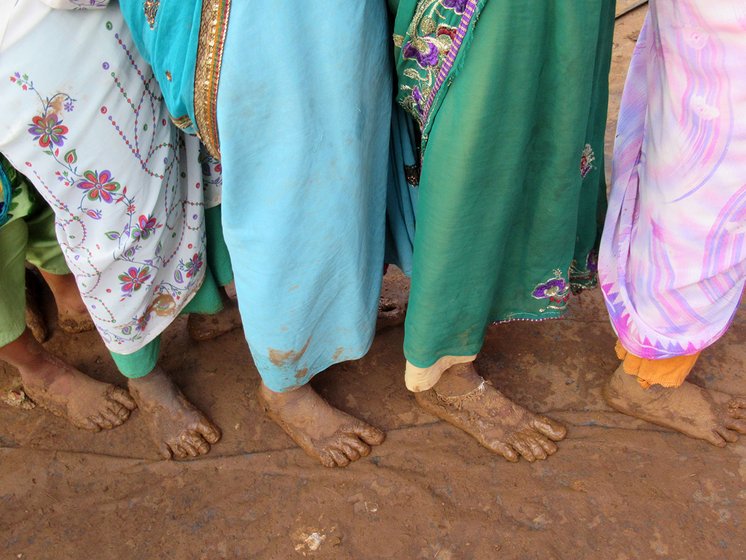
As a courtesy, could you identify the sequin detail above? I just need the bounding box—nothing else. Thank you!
[143,0,159,29]
[194,0,231,159]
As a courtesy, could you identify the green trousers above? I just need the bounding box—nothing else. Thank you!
[0,156,69,347]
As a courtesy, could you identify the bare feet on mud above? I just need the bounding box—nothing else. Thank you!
[2,330,136,431]
[39,271,94,334]
[604,364,746,447]
[376,296,407,332]
[128,367,221,459]
[259,382,385,468]
[415,362,567,463]
[187,298,242,342]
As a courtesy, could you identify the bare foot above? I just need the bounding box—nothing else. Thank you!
[128,367,221,459]
[376,296,407,332]
[259,382,385,468]
[38,270,94,334]
[603,364,746,447]
[415,362,567,463]
[187,299,242,342]
[3,331,136,431]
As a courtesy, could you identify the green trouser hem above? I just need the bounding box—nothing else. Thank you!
[110,336,161,378]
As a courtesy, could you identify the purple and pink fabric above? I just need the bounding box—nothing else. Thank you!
[599,0,746,359]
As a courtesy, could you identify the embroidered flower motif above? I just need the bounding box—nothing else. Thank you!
[184,253,203,278]
[77,170,120,203]
[442,0,468,14]
[436,25,458,41]
[133,214,159,240]
[402,39,440,68]
[28,113,68,148]
[580,144,596,179]
[119,266,151,294]
[532,270,570,311]
[63,100,75,112]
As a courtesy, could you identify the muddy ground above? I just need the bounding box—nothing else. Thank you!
[3,6,746,559]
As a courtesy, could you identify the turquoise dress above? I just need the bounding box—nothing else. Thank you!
[120,1,392,392]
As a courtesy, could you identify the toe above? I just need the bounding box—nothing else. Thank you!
[706,431,727,448]
[340,442,361,462]
[109,387,137,411]
[526,437,548,461]
[180,440,200,458]
[101,408,124,428]
[716,426,738,444]
[92,413,114,430]
[510,439,536,463]
[196,420,222,444]
[171,443,189,459]
[532,416,567,441]
[724,418,746,434]
[354,423,385,446]
[347,438,371,458]
[107,402,131,422]
[328,448,350,467]
[491,441,519,463]
[318,450,337,468]
[80,417,101,432]
[728,399,746,418]
[186,433,211,456]
[537,437,559,456]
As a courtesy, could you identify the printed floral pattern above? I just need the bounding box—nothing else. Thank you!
[28,113,69,149]
[77,169,120,202]
[2,11,208,352]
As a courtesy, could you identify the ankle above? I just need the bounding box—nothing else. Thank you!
[433,362,483,398]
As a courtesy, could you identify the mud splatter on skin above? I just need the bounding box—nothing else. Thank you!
[604,364,746,447]
[258,382,385,468]
[417,362,567,463]
[0,330,136,431]
[128,367,221,459]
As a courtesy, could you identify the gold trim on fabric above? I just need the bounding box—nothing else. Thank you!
[171,114,194,131]
[194,0,231,159]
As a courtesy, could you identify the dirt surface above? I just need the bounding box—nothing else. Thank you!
[4,7,746,559]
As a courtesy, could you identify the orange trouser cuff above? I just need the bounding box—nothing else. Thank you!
[615,340,699,389]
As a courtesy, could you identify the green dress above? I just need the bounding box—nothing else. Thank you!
[387,0,616,390]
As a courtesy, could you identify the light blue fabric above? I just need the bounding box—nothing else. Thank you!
[119,1,201,134]
[217,1,391,391]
